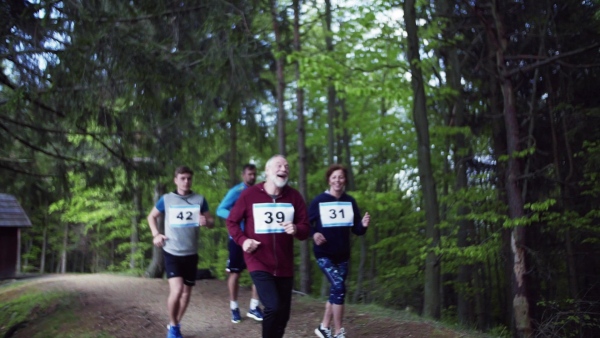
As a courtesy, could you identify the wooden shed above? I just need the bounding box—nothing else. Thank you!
[0,194,32,279]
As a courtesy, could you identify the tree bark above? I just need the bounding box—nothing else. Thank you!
[60,223,69,274]
[293,0,311,294]
[340,100,355,189]
[271,0,286,155]
[228,106,239,186]
[129,170,140,270]
[352,236,367,302]
[437,4,474,322]
[404,0,442,319]
[547,78,579,300]
[325,0,336,165]
[40,202,47,273]
[486,1,533,336]
[145,182,167,278]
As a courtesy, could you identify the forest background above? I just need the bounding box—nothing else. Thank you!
[2,0,600,337]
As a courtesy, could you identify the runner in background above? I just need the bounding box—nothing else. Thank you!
[216,164,263,323]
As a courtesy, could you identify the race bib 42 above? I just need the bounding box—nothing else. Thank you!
[168,205,200,227]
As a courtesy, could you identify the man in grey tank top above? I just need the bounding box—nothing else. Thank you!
[147,166,214,338]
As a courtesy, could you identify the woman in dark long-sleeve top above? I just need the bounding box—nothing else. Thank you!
[309,164,371,338]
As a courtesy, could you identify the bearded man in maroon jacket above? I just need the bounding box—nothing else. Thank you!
[226,154,310,338]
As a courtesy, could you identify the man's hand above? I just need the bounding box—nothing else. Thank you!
[243,238,261,253]
[313,232,327,246]
[199,212,215,228]
[153,234,167,247]
[281,221,297,235]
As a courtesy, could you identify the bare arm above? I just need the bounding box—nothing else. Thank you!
[200,211,215,229]
[147,207,166,247]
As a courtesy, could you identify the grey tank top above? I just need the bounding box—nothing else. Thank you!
[163,192,205,256]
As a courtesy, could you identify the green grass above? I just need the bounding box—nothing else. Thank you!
[0,287,69,336]
[0,284,111,338]
[21,307,114,338]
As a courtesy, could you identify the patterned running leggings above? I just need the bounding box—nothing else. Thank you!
[316,257,349,305]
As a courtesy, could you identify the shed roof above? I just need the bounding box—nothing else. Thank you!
[0,194,32,227]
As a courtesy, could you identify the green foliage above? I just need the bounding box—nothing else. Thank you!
[4,0,600,335]
[497,146,536,162]
[536,299,600,337]
[0,289,74,337]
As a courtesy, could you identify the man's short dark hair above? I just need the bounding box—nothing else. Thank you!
[242,163,256,172]
[174,166,194,177]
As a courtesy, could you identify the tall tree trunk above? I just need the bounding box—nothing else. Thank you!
[547,78,579,300]
[449,27,473,328]
[228,106,239,186]
[365,225,379,303]
[454,112,474,325]
[81,244,86,272]
[23,238,30,271]
[129,170,140,270]
[433,0,474,325]
[49,252,55,274]
[39,196,48,273]
[353,235,367,302]
[404,0,441,319]
[293,0,311,295]
[340,100,355,189]
[319,0,337,298]
[271,0,286,155]
[40,216,47,273]
[325,0,336,164]
[486,2,533,336]
[485,38,512,328]
[60,223,69,274]
[132,177,144,269]
[145,183,167,278]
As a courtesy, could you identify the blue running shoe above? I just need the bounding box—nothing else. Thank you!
[247,307,264,321]
[231,308,242,323]
[167,324,183,338]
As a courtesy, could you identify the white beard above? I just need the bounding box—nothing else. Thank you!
[269,173,288,188]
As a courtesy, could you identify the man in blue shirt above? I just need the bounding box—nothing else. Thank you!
[217,164,263,323]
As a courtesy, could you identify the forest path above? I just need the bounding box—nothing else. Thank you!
[9,274,471,338]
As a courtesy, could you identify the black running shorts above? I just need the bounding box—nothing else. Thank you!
[226,238,246,273]
[163,250,198,286]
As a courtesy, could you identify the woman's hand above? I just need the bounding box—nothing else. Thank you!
[362,212,370,227]
[313,232,327,246]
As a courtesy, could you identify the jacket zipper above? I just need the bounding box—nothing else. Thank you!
[272,195,278,276]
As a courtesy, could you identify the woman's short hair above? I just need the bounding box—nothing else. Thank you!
[325,164,347,183]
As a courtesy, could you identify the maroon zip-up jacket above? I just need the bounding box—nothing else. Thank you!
[226,182,310,277]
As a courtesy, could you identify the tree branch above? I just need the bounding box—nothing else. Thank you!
[0,162,57,178]
[505,42,600,77]
[0,115,142,136]
[0,73,65,118]
[0,122,80,162]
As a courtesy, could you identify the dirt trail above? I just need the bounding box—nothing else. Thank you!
[8,274,472,338]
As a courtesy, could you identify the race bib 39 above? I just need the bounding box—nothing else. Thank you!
[253,203,295,234]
